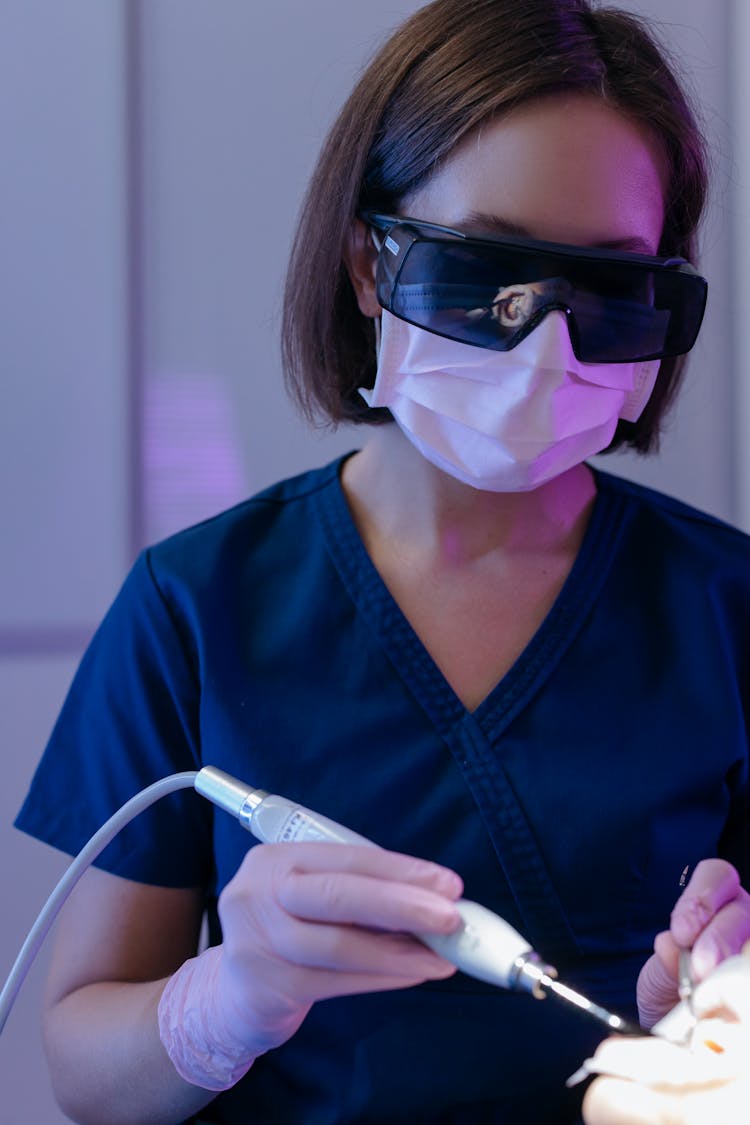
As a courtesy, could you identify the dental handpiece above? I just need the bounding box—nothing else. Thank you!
[195,766,641,1035]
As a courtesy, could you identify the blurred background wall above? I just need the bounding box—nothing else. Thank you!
[0,1,744,1118]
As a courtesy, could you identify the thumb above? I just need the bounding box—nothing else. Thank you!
[637,942,680,1029]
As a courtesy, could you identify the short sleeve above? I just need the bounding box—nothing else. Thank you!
[15,550,212,888]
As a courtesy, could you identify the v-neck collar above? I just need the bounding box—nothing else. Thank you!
[315,455,628,741]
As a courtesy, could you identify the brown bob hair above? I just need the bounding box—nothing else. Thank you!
[281,0,708,453]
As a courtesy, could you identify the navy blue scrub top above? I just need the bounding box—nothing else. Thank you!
[16,454,750,1123]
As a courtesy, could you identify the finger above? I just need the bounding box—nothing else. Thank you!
[690,893,750,979]
[240,842,463,898]
[670,860,740,948]
[637,949,680,1029]
[653,929,681,980]
[267,916,457,979]
[275,956,457,1005]
[277,870,462,934]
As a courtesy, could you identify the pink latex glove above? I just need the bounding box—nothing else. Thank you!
[636,859,750,1029]
[159,841,463,1089]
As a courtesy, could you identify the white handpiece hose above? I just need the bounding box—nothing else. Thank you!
[195,766,549,993]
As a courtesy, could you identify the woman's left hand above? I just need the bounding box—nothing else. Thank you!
[636,858,750,1028]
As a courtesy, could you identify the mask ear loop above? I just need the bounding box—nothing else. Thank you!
[373,313,382,359]
[369,226,383,361]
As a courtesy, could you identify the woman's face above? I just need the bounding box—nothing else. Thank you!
[400,92,667,257]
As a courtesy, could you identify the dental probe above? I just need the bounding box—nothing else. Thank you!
[195,766,642,1036]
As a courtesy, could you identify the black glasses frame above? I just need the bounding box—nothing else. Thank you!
[359,211,708,363]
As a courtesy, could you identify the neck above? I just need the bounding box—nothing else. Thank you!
[341,424,597,566]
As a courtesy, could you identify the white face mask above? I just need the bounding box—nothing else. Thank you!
[359,310,660,492]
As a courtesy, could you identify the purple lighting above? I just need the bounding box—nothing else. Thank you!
[143,375,248,543]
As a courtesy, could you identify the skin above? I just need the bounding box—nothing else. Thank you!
[41,94,750,1123]
[343,93,668,711]
[583,1069,750,1125]
[582,945,750,1124]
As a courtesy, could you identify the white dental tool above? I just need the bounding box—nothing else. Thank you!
[0,765,641,1039]
[195,766,641,1034]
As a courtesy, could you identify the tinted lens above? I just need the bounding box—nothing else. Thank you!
[381,236,706,362]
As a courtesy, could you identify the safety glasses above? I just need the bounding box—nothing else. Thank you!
[361,212,707,364]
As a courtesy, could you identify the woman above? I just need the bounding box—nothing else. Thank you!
[15,1,750,1122]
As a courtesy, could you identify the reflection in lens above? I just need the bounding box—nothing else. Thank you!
[491,283,539,327]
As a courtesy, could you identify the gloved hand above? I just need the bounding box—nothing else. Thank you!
[580,945,750,1125]
[158,841,463,1090]
[636,858,750,1028]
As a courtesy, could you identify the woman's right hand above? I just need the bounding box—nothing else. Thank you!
[211,841,464,1056]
